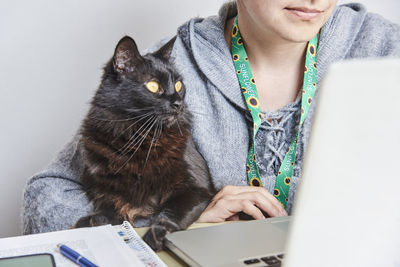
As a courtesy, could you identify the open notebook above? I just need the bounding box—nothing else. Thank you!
[0,222,165,267]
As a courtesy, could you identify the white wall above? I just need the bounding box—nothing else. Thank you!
[0,0,398,238]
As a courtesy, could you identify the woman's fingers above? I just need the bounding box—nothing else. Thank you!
[211,185,287,216]
[223,191,287,217]
[197,185,288,223]
[197,198,265,223]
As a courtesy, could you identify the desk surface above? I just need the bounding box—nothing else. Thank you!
[134,222,229,266]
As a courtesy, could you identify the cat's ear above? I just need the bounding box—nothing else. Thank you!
[113,36,143,74]
[153,36,176,61]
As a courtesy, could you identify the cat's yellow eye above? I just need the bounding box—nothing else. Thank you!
[175,81,182,92]
[145,81,160,93]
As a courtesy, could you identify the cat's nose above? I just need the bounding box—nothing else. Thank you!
[172,99,182,110]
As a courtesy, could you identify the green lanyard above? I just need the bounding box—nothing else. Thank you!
[231,16,318,209]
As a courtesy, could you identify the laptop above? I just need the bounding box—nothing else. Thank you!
[165,59,400,267]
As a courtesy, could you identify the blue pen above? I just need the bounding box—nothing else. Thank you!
[57,244,99,267]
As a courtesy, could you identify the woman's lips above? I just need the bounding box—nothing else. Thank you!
[285,7,322,20]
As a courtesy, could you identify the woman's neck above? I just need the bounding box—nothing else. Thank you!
[224,16,309,111]
[225,16,307,72]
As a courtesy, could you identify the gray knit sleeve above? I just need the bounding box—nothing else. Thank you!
[22,134,93,234]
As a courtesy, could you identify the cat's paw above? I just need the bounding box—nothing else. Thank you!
[143,219,181,252]
[142,224,167,252]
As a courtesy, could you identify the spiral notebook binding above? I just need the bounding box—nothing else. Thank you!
[120,221,166,267]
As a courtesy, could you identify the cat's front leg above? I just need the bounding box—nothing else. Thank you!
[142,187,213,251]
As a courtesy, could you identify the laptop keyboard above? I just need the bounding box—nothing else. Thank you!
[243,254,284,266]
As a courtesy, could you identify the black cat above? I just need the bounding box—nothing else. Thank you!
[74,36,215,251]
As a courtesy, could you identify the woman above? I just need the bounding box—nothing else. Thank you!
[23,0,400,234]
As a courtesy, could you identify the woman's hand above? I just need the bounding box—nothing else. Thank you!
[197,185,288,223]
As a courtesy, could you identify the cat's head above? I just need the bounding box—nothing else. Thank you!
[93,35,188,128]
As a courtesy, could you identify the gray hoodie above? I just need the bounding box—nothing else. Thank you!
[22,2,400,234]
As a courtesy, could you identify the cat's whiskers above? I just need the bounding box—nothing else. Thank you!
[176,119,183,137]
[122,116,157,155]
[156,118,162,142]
[116,122,156,167]
[111,112,154,145]
[157,118,163,141]
[111,116,156,167]
[143,119,161,171]
[111,117,154,171]
[117,115,156,156]
[114,116,158,174]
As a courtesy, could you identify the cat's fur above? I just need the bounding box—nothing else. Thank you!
[74,36,215,251]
